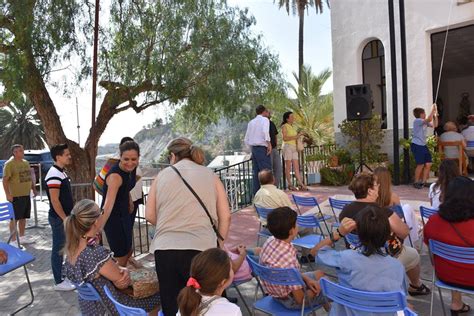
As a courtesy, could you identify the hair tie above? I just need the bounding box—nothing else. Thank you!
[186,277,201,289]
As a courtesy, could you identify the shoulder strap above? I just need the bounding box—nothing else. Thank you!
[449,222,474,247]
[170,165,224,241]
[198,296,222,315]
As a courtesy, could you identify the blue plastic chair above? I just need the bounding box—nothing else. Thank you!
[292,195,331,235]
[104,285,147,316]
[428,240,474,316]
[419,206,438,252]
[292,215,325,267]
[419,206,438,227]
[389,205,414,248]
[246,255,323,316]
[255,206,274,246]
[0,202,35,315]
[75,282,111,314]
[328,197,352,223]
[320,278,417,315]
[231,277,253,315]
[344,233,362,249]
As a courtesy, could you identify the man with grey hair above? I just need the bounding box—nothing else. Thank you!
[3,144,37,245]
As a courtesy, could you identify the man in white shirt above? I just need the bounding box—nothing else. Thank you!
[244,105,272,195]
[462,116,474,157]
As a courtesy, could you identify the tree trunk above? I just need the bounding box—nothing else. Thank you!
[298,10,304,81]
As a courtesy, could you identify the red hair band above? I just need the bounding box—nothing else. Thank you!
[186,277,201,289]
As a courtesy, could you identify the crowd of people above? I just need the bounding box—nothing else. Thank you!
[2,103,474,315]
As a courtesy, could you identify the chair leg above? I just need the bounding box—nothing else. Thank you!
[438,287,447,316]
[233,284,251,316]
[11,265,35,315]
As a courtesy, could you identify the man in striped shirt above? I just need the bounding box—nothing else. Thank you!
[45,144,75,291]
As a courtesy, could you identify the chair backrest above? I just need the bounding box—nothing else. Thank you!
[296,215,322,229]
[467,140,474,148]
[345,233,361,248]
[76,283,102,301]
[255,206,274,220]
[419,206,438,227]
[389,205,405,220]
[328,198,352,211]
[437,140,464,174]
[0,202,15,222]
[320,278,408,313]
[103,285,147,316]
[246,255,304,287]
[292,195,319,207]
[429,239,474,265]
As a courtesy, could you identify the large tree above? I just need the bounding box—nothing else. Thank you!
[276,0,329,80]
[0,0,282,183]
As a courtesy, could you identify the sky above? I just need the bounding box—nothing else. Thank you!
[50,0,333,146]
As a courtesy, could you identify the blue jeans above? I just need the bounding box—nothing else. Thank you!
[49,213,66,284]
[251,146,272,195]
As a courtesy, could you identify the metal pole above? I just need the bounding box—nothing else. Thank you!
[38,163,43,201]
[90,0,100,181]
[399,0,410,184]
[76,97,81,146]
[389,0,400,185]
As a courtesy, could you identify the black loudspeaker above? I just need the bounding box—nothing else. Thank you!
[346,84,373,121]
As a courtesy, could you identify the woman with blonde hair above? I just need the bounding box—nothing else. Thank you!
[63,199,160,315]
[373,167,419,246]
[145,137,231,316]
[177,248,241,316]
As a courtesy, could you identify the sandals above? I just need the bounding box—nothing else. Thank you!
[408,283,431,296]
[451,303,470,316]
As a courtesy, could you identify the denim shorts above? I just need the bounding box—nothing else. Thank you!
[276,272,327,309]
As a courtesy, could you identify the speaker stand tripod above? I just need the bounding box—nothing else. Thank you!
[354,120,372,175]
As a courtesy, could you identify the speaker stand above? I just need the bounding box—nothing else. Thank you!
[354,120,372,176]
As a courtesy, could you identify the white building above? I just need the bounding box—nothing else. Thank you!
[331,0,474,162]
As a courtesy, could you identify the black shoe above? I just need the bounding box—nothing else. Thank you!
[227,297,238,304]
[413,182,423,189]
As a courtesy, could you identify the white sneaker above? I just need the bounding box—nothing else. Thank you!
[53,279,76,291]
[10,242,24,249]
[19,236,35,244]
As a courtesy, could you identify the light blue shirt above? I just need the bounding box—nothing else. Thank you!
[317,246,407,316]
[412,118,429,146]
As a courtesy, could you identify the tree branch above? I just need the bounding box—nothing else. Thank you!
[0,14,14,32]
[0,43,14,53]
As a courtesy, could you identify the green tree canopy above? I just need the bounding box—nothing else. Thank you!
[0,0,284,181]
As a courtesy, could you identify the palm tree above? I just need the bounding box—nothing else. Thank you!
[288,65,334,145]
[276,0,329,80]
[0,95,46,158]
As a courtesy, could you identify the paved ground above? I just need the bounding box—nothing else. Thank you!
[0,184,473,315]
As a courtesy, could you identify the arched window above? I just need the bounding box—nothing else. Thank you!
[362,40,387,129]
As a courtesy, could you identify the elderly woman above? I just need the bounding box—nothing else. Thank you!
[145,137,231,316]
[424,176,474,315]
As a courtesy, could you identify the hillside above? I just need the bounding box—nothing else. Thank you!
[98,119,248,165]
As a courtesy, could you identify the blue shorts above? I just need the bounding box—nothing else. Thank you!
[411,143,432,165]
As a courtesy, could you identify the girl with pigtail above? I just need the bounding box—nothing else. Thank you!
[177,248,242,316]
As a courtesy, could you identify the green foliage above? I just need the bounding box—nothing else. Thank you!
[272,66,334,145]
[333,148,352,165]
[276,0,329,16]
[0,95,46,158]
[400,136,441,172]
[320,165,354,186]
[338,115,385,164]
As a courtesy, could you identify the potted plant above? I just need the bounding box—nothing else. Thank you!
[305,152,326,184]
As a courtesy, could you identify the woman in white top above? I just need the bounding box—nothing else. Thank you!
[429,160,459,209]
[145,137,231,316]
[177,248,242,316]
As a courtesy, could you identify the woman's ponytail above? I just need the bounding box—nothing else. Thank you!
[190,145,205,165]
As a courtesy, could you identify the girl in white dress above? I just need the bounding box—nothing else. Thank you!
[177,248,242,316]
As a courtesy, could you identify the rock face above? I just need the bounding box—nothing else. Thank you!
[98,119,248,166]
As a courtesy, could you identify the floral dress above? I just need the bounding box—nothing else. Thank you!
[63,244,160,315]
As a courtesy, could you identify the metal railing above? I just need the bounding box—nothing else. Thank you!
[214,159,254,213]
